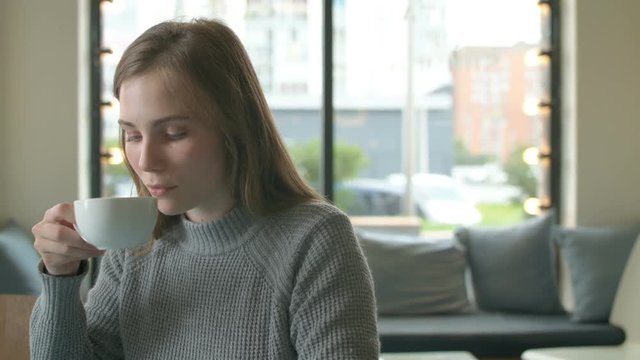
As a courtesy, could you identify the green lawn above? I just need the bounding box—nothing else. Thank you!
[421,202,528,232]
[476,203,528,226]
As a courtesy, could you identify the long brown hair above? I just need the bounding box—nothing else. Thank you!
[113,18,322,237]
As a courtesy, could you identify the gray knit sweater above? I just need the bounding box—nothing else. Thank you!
[30,201,379,359]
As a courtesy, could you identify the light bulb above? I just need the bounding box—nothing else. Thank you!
[524,197,541,216]
[107,147,124,165]
[522,147,540,165]
[522,98,540,116]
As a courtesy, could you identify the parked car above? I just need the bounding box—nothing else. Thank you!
[337,178,404,217]
[386,173,482,226]
[338,174,482,226]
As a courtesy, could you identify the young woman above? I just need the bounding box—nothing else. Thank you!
[30,18,379,359]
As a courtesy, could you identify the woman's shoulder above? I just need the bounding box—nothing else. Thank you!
[268,200,350,232]
[284,199,343,216]
[244,200,359,293]
[247,200,356,260]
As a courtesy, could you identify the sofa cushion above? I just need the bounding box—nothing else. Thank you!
[357,230,470,315]
[555,224,640,323]
[0,220,42,295]
[455,213,563,314]
[378,312,625,357]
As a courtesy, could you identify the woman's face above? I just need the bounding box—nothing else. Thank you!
[118,70,234,223]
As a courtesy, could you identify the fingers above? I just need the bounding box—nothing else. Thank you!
[38,241,104,262]
[34,221,102,253]
[42,202,75,227]
[32,202,105,276]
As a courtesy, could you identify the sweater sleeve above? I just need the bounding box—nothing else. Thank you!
[289,212,380,359]
[30,250,126,360]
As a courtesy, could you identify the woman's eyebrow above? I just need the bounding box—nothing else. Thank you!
[118,115,191,128]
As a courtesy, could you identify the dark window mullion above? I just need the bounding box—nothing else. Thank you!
[90,0,103,198]
[549,0,562,222]
[321,0,334,202]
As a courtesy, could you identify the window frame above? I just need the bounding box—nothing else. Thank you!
[89,0,562,220]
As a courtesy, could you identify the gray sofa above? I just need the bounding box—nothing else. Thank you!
[358,214,639,358]
[0,220,41,295]
[377,313,623,358]
[3,215,635,358]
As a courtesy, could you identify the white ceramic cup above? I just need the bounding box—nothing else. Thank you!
[73,197,158,250]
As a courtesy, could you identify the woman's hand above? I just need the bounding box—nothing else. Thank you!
[32,202,105,276]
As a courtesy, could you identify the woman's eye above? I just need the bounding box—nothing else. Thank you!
[167,131,187,140]
[125,133,142,142]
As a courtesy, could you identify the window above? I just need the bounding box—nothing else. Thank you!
[93,0,559,236]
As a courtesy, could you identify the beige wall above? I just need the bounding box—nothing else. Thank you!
[557,0,640,310]
[561,0,640,227]
[0,0,81,228]
[0,0,6,222]
[0,1,639,229]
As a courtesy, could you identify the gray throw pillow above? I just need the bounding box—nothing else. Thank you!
[555,224,640,323]
[455,213,563,314]
[357,230,470,315]
[0,220,42,295]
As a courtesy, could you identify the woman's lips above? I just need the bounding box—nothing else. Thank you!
[147,185,176,197]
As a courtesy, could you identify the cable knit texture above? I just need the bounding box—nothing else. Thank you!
[30,201,379,359]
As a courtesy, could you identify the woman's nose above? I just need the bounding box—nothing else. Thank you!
[137,141,164,172]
